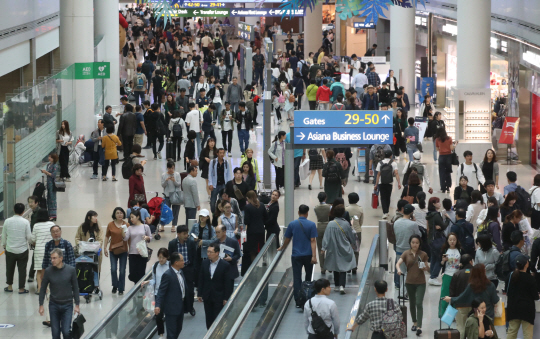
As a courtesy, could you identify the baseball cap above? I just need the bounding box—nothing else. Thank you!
[413,151,421,160]
[391,98,398,103]
[199,209,210,217]
[515,254,529,267]
[403,204,415,215]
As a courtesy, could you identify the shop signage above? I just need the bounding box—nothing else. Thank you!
[499,117,519,144]
[230,8,305,17]
[293,110,393,146]
[74,62,110,79]
[414,117,428,140]
[237,21,255,41]
[353,22,376,29]
[167,8,228,17]
[360,56,386,64]
[442,24,457,36]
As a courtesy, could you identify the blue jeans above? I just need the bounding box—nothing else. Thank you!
[213,103,222,121]
[432,139,438,161]
[238,129,250,154]
[134,91,145,106]
[164,197,181,226]
[254,67,264,88]
[195,132,202,156]
[406,144,418,161]
[394,251,403,288]
[210,184,225,214]
[292,255,314,306]
[430,246,442,279]
[226,65,234,82]
[110,251,128,292]
[185,207,197,226]
[49,302,73,339]
[231,102,239,114]
[294,156,302,186]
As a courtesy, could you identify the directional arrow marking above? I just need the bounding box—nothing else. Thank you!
[296,132,305,140]
[269,9,274,14]
[382,115,390,123]
[193,10,198,15]
[232,10,237,14]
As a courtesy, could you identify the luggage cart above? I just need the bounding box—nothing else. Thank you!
[76,249,102,303]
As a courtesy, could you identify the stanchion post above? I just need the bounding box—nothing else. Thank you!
[378,220,388,270]
[284,143,295,226]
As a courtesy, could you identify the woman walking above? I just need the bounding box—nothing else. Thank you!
[41,153,59,221]
[128,163,147,207]
[244,191,269,261]
[321,204,357,294]
[264,190,281,248]
[101,126,122,181]
[438,233,462,318]
[218,202,239,238]
[75,210,104,292]
[307,148,326,190]
[241,161,257,191]
[31,209,54,294]
[322,150,344,204]
[190,209,216,287]
[161,161,182,232]
[396,234,430,336]
[55,120,73,182]
[104,207,129,295]
[466,191,484,234]
[393,109,407,157]
[428,112,445,162]
[475,234,500,288]
[199,138,217,199]
[479,149,499,194]
[168,110,186,162]
[435,129,456,193]
[268,131,286,191]
[426,197,450,286]
[122,209,152,284]
[463,299,499,339]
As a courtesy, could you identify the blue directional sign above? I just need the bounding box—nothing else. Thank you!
[293,110,393,146]
[295,110,393,128]
[230,8,305,17]
[353,22,376,29]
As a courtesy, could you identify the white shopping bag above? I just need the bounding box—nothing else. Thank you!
[136,240,149,258]
[299,159,310,180]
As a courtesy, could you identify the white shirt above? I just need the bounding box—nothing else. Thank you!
[411,204,427,229]
[213,89,222,104]
[352,73,368,89]
[222,110,233,131]
[1,215,31,254]
[183,60,194,74]
[443,248,461,276]
[172,267,186,298]
[530,186,540,211]
[181,45,191,59]
[193,82,209,101]
[456,162,485,189]
[375,159,398,184]
[185,110,203,133]
[350,59,361,77]
[482,192,504,207]
[209,259,219,278]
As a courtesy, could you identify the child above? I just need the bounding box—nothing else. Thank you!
[438,233,462,318]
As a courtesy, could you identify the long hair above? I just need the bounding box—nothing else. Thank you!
[59,120,71,136]
[501,192,518,209]
[441,232,461,254]
[468,264,491,293]
[482,205,500,226]
[242,161,255,179]
[408,172,421,186]
[329,198,345,219]
[203,137,217,155]
[417,191,426,210]
[428,197,440,212]
[246,190,260,208]
[81,210,100,236]
[510,256,528,287]
[483,149,497,164]
[436,128,449,142]
[505,209,523,223]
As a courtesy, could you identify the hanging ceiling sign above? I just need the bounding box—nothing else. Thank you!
[166,8,229,16]
[353,22,376,29]
[229,8,305,17]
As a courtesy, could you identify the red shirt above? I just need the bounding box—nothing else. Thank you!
[316,85,331,102]
[436,136,453,155]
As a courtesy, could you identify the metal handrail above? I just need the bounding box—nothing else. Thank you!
[84,269,153,339]
[344,234,380,339]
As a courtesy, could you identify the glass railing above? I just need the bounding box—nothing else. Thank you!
[344,234,380,339]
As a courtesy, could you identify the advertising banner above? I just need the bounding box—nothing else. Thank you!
[499,117,519,145]
[414,117,428,140]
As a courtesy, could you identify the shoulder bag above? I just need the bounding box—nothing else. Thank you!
[403,186,414,204]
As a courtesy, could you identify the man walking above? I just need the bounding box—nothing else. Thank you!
[235,102,253,155]
[132,66,147,105]
[155,252,186,339]
[42,225,76,269]
[168,225,197,317]
[198,243,233,329]
[456,150,486,190]
[133,105,147,147]
[183,166,200,226]
[90,119,105,179]
[252,48,265,89]
[278,205,317,308]
[304,278,340,339]
[2,203,32,293]
[214,225,242,284]
[375,149,401,219]
[226,77,243,113]
[314,193,331,274]
[224,46,236,82]
[208,149,232,213]
[117,104,138,160]
[39,249,80,339]
[404,117,420,161]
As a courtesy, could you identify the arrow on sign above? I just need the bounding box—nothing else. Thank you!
[269,9,274,15]
[296,132,305,140]
[193,10,198,15]
[382,115,390,124]
[232,10,237,15]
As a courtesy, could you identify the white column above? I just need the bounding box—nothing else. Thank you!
[390,5,415,106]
[60,0,95,137]
[457,0,491,89]
[304,3,322,59]
[95,0,120,108]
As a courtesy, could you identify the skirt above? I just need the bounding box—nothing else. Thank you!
[309,155,323,170]
[128,254,147,283]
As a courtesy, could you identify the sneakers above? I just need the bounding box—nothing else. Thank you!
[158,153,162,159]
[64,178,71,182]
[91,174,98,179]
[382,213,388,219]
[334,287,340,292]
[428,278,442,286]
[339,286,345,295]
[434,160,438,164]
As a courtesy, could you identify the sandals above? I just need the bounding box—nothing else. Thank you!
[170,227,176,233]
[102,177,108,181]
[4,287,12,292]
[112,177,118,182]
[18,289,29,294]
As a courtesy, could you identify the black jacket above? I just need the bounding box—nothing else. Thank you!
[184,140,196,161]
[244,203,268,236]
[265,202,280,234]
[197,259,233,301]
[155,267,185,315]
[168,237,197,267]
[215,237,241,280]
[225,180,249,210]
[234,110,253,131]
[207,87,224,102]
[118,112,138,137]
[401,184,423,204]
[506,271,539,324]
[453,185,474,205]
[175,95,189,116]
[224,50,236,66]
[501,222,520,251]
[385,76,398,92]
[449,264,473,298]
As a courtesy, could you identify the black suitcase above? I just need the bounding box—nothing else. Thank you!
[399,275,408,337]
[166,139,176,162]
[434,320,460,339]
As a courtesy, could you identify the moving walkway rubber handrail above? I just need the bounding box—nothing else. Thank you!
[344,234,380,339]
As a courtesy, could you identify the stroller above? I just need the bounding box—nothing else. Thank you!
[147,193,173,239]
[76,239,103,303]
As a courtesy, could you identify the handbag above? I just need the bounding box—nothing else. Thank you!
[134,193,145,202]
[233,184,245,200]
[441,304,458,327]
[493,301,506,326]
[70,313,86,339]
[169,189,184,205]
[110,241,125,255]
[54,181,66,192]
[451,151,459,165]
[403,186,414,204]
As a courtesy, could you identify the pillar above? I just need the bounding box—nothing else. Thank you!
[456,0,490,89]
[95,0,120,110]
[60,0,95,137]
[304,3,323,58]
[390,5,415,106]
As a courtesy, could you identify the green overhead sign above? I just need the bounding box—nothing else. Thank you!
[166,8,229,17]
[74,62,111,79]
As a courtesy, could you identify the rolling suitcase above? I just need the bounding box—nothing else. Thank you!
[434,320,460,339]
[399,275,408,337]
[166,139,176,162]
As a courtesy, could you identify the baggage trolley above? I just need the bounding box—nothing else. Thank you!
[76,249,102,303]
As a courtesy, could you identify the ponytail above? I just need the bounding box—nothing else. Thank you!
[510,268,520,288]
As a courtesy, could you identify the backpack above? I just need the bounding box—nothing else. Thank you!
[288,93,295,103]
[77,262,95,294]
[381,299,406,339]
[135,73,145,90]
[308,298,333,338]
[455,222,475,256]
[156,116,167,135]
[402,162,418,185]
[493,115,505,129]
[172,120,183,138]
[386,221,396,245]
[325,161,341,183]
[160,202,173,225]
[460,163,479,183]
[379,160,394,185]
[308,149,318,158]
[297,281,315,308]
[514,186,533,217]
[335,152,348,170]
[331,103,345,110]
[373,146,386,168]
[278,91,285,104]
[301,62,309,77]
[122,155,135,180]
[477,221,494,239]
[495,247,520,281]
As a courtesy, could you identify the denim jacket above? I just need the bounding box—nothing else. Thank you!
[208,158,232,187]
[190,222,216,258]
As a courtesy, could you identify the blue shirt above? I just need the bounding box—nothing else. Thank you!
[127,207,150,224]
[286,133,304,158]
[136,113,145,134]
[284,217,317,257]
[404,126,419,145]
[504,183,517,196]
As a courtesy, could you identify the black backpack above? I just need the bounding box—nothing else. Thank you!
[308,149,318,158]
[122,156,135,180]
[495,247,520,281]
[301,62,309,77]
[455,222,475,256]
[156,116,167,135]
[172,120,183,138]
[309,298,333,337]
[77,263,95,294]
[325,161,341,183]
[379,160,394,184]
[514,186,533,217]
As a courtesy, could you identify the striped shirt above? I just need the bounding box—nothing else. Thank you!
[1,215,32,254]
